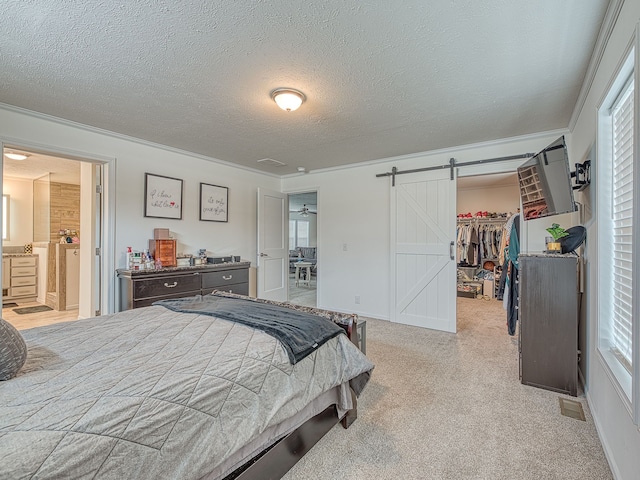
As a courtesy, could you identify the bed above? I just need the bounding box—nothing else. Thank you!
[0,291,374,479]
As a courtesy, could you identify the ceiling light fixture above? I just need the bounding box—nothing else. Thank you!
[4,152,29,161]
[271,88,306,112]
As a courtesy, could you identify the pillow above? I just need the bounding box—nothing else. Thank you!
[0,318,27,380]
[299,247,316,259]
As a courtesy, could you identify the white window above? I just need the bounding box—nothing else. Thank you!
[289,219,309,248]
[597,46,637,420]
[2,194,9,241]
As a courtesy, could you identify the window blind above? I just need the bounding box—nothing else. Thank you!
[611,78,635,370]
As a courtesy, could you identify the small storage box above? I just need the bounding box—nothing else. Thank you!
[483,279,494,298]
[153,228,171,239]
[457,290,477,298]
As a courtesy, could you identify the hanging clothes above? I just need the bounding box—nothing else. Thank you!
[456,219,507,266]
[503,214,520,336]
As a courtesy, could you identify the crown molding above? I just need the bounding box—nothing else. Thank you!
[569,0,625,130]
[0,103,281,179]
[286,128,569,177]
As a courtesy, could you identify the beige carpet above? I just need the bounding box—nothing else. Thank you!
[283,297,612,480]
[288,273,317,307]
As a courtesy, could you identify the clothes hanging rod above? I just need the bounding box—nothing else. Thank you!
[376,153,535,186]
[456,217,509,223]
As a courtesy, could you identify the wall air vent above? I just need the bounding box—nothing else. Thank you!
[257,158,287,167]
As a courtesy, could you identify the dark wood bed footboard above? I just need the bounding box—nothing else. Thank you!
[226,389,358,480]
[336,315,359,349]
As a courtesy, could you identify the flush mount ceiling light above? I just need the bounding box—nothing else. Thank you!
[4,152,29,161]
[271,88,306,112]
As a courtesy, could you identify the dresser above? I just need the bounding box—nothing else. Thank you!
[117,262,250,310]
[519,254,579,396]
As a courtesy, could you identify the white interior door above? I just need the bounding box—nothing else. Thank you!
[391,169,457,332]
[257,188,288,301]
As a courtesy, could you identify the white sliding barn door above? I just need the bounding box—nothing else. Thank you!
[257,188,288,302]
[391,170,457,332]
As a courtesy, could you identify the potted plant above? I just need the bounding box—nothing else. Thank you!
[545,223,569,252]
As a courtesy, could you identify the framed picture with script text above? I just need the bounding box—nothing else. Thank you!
[199,183,228,222]
[144,173,183,220]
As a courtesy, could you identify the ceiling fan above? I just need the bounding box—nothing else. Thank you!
[291,204,317,217]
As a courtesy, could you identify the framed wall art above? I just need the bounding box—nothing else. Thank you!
[144,173,183,220]
[200,183,228,222]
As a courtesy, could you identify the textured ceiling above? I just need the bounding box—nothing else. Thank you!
[3,148,80,185]
[0,1,609,175]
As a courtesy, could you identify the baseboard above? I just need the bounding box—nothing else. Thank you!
[585,390,622,480]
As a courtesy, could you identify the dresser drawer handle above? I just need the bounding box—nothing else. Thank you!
[222,275,233,280]
[164,282,178,288]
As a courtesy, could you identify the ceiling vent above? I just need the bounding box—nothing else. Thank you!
[257,158,287,167]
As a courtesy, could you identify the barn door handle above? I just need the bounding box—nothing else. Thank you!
[450,241,455,260]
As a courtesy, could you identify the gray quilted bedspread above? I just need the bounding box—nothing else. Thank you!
[0,305,374,479]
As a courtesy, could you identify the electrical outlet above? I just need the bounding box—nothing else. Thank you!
[355,295,360,304]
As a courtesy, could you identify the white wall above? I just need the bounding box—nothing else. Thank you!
[0,106,280,313]
[569,2,640,479]
[2,177,33,247]
[282,132,563,319]
[456,179,519,215]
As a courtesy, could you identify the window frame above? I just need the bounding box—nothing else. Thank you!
[596,38,639,424]
[289,219,310,248]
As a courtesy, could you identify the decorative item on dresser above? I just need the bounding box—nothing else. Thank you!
[117,262,250,310]
[148,238,177,267]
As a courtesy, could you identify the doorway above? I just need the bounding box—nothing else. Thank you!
[288,192,317,307]
[455,172,520,334]
[2,145,105,329]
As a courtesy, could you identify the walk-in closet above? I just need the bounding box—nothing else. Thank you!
[456,172,521,334]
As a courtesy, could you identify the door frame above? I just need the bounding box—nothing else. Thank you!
[284,188,320,307]
[0,138,116,316]
[455,161,522,329]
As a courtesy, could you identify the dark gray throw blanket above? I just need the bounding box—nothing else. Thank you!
[154,295,345,364]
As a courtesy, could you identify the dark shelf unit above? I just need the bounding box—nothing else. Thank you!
[519,254,579,396]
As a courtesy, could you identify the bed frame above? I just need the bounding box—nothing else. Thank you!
[224,315,360,480]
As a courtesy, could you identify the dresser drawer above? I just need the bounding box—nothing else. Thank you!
[12,266,36,277]
[133,272,201,300]
[202,269,249,290]
[11,276,36,287]
[133,290,200,309]
[210,283,249,296]
[10,256,36,267]
[10,285,36,297]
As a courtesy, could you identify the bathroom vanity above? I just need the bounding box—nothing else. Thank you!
[2,254,38,303]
